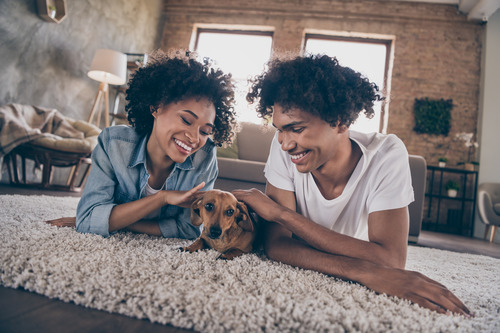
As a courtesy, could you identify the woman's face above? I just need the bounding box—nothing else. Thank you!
[149,97,216,164]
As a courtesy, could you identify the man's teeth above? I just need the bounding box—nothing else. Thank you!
[175,139,192,152]
[291,152,307,160]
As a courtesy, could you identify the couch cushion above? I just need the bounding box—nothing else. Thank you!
[237,122,276,162]
[217,157,267,183]
[494,203,500,215]
[216,136,239,159]
[30,118,101,153]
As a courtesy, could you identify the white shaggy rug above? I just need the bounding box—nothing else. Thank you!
[0,194,499,332]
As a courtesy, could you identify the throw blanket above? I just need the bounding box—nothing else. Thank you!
[0,103,84,157]
[1,194,499,332]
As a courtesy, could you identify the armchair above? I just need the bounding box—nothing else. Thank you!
[477,182,500,242]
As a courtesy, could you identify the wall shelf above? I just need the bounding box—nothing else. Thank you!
[423,165,478,237]
[36,0,67,24]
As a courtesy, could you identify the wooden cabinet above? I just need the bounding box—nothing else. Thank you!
[423,165,478,236]
[36,0,67,24]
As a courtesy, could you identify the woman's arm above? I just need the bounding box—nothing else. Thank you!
[108,182,205,232]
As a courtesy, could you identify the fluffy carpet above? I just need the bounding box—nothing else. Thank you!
[0,194,499,332]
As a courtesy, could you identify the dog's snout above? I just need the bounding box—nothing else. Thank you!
[208,226,222,239]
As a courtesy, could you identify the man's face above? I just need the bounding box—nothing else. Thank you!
[272,104,346,174]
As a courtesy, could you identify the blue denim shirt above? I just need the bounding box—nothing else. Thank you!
[76,125,218,239]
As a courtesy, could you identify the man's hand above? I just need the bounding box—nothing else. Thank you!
[363,264,472,316]
[45,217,76,228]
[163,182,206,208]
[232,188,284,222]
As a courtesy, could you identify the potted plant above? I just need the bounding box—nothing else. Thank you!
[438,157,448,168]
[48,5,56,19]
[455,132,479,171]
[445,180,460,198]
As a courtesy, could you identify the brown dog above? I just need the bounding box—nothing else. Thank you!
[182,189,257,260]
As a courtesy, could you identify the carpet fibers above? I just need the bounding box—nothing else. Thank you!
[0,194,499,332]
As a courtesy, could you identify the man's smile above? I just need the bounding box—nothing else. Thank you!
[290,150,310,163]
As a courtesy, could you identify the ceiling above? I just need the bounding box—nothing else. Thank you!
[393,0,500,21]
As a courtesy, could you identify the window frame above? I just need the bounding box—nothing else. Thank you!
[194,28,274,52]
[193,27,275,124]
[304,33,393,133]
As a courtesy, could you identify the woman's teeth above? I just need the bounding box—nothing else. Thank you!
[175,139,192,152]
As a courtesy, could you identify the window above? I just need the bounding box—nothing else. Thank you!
[194,29,273,124]
[305,35,391,133]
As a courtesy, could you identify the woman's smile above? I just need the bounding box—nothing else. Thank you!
[174,138,194,154]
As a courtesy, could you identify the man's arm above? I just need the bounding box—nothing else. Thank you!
[235,183,408,268]
[265,228,469,315]
[233,183,471,316]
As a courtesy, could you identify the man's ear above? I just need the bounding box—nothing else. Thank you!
[236,202,254,232]
[190,197,204,226]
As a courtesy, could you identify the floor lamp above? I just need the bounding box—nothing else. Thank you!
[87,49,127,128]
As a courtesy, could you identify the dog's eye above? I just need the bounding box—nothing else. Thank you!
[226,209,234,217]
[205,203,214,212]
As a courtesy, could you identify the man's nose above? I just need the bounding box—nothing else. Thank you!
[278,131,295,151]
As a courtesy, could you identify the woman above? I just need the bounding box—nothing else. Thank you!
[50,50,236,239]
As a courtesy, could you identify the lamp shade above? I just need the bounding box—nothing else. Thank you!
[88,49,127,85]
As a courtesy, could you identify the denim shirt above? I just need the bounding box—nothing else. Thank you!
[76,125,218,239]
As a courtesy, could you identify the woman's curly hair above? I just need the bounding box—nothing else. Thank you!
[247,54,383,127]
[126,50,236,146]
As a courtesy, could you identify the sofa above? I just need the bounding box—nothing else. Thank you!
[214,122,426,242]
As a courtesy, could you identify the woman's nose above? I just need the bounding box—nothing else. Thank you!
[186,129,199,144]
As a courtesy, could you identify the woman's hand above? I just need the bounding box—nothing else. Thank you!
[232,188,284,222]
[164,182,206,208]
[45,217,76,228]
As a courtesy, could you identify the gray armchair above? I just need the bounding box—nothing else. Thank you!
[477,182,500,242]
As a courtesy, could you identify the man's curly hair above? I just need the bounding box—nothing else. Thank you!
[247,54,383,127]
[126,50,236,146]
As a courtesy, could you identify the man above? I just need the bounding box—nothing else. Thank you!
[233,54,471,316]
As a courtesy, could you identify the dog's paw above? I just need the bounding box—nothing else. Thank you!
[180,246,200,253]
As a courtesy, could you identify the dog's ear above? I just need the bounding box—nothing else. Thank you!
[190,197,204,226]
[236,202,254,232]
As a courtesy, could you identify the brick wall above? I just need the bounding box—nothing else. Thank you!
[160,0,484,167]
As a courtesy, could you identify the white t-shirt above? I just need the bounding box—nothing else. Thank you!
[264,130,414,241]
[142,182,164,219]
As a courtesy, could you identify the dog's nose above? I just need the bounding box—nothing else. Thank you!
[209,226,222,239]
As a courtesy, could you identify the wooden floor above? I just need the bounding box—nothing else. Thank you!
[1,184,499,332]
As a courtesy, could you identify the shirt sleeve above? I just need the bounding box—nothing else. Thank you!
[264,133,295,192]
[366,136,415,214]
[76,129,117,237]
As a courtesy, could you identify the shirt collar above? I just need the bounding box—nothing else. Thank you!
[128,133,194,171]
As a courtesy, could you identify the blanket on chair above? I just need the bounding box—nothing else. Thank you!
[1,194,499,332]
[0,103,84,157]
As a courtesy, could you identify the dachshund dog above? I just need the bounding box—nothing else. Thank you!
[182,189,258,260]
